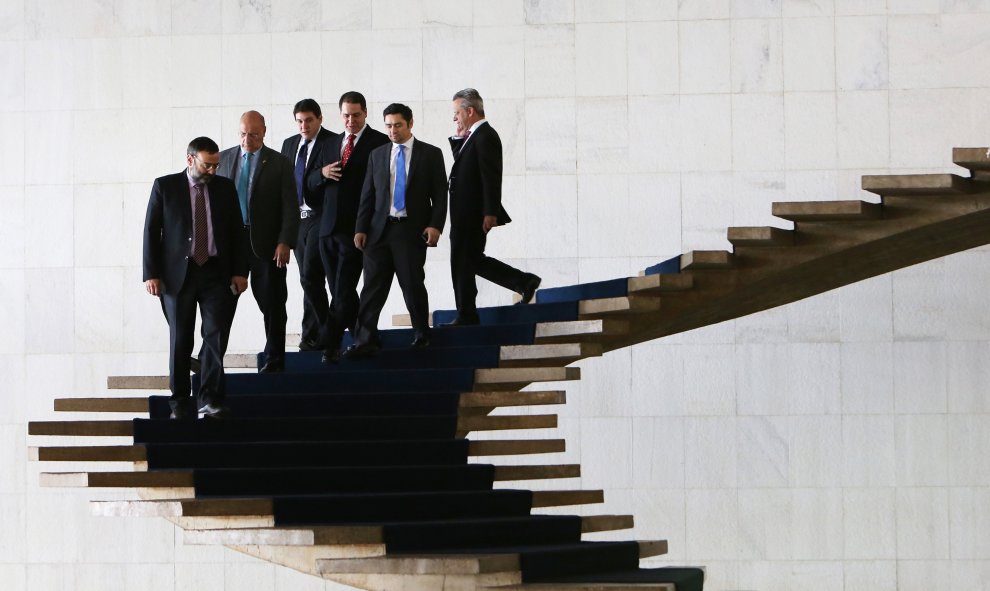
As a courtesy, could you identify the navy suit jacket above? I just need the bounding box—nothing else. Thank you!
[281,127,337,211]
[448,121,511,230]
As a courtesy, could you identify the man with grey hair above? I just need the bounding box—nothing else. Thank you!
[445,88,540,325]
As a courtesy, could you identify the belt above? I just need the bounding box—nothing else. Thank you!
[386,216,407,224]
[300,210,318,219]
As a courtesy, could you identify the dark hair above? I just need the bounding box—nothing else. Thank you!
[293,98,322,118]
[452,88,485,117]
[186,136,219,156]
[338,91,367,111]
[382,103,413,123]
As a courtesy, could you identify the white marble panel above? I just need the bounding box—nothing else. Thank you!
[844,562,897,591]
[0,497,26,568]
[270,33,322,106]
[71,38,124,112]
[421,27,473,101]
[525,0,575,24]
[575,23,627,97]
[784,169,839,202]
[835,0,886,14]
[731,19,783,93]
[784,92,837,169]
[0,113,23,189]
[684,416,737,488]
[171,0,223,35]
[0,565,24,591]
[0,187,24,272]
[23,186,72,269]
[843,415,896,486]
[782,17,835,91]
[836,16,888,91]
[685,489,739,558]
[844,488,897,559]
[840,342,893,414]
[472,27,525,98]
[679,20,731,94]
[0,354,26,423]
[947,341,990,413]
[891,258,946,340]
[221,34,273,106]
[27,0,117,39]
[576,98,630,173]
[631,343,687,416]
[783,0,834,16]
[948,415,990,486]
[680,170,732,250]
[74,268,124,353]
[320,0,371,29]
[472,0,525,26]
[896,487,950,559]
[788,415,842,487]
[270,0,321,31]
[892,341,947,414]
[732,94,785,172]
[525,98,576,172]
[222,0,271,33]
[577,348,633,417]
[943,250,990,340]
[731,171,786,231]
[518,174,578,259]
[838,273,892,341]
[950,488,990,559]
[118,37,172,109]
[737,416,789,487]
[627,22,679,96]
[626,95,682,173]
[273,565,327,591]
[24,268,74,354]
[837,90,890,169]
[888,88,977,168]
[24,40,74,112]
[0,427,25,494]
[73,184,125,268]
[786,290,840,343]
[736,344,786,415]
[172,562,226,589]
[680,0,731,18]
[627,173,682,258]
[579,417,633,488]
[631,417,685,488]
[319,30,373,103]
[574,0,625,22]
[735,306,788,343]
[73,110,173,185]
[737,489,791,559]
[524,24,575,97]
[679,94,732,171]
[578,174,629,257]
[896,414,949,487]
[0,41,24,112]
[24,353,73,418]
[0,0,24,39]
[224,562,277,589]
[372,29,423,102]
[168,35,223,108]
[681,344,736,415]
[897,561,953,591]
[942,0,990,10]
[733,0,783,17]
[888,0,940,12]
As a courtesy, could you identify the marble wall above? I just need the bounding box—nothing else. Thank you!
[3,1,990,589]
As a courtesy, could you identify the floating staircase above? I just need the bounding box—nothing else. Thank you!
[29,148,990,591]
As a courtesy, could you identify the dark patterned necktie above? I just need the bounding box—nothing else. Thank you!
[295,138,309,207]
[341,134,355,167]
[192,184,209,266]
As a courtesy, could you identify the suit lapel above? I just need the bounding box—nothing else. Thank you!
[406,139,421,187]
[177,172,193,231]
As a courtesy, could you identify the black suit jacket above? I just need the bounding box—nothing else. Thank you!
[280,127,337,210]
[356,138,448,246]
[448,121,511,228]
[142,171,248,295]
[307,126,390,238]
[217,145,299,259]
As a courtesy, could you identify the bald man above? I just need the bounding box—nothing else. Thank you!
[216,111,299,372]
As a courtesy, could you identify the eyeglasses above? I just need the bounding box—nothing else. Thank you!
[194,156,220,171]
[239,132,263,140]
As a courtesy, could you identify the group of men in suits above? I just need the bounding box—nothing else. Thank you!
[142,89,541,419]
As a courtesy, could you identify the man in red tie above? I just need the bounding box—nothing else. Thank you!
[307,92,389,362]
[142,137,249,419]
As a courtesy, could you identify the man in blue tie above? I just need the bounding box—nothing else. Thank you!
[343,103,448,357]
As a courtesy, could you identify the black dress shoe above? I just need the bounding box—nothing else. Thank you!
[198,403,229,419]
[444,315,480,327]
[411,335,430,348]
[342,342,380,359]
[259,356,284,373]
[189,356,201,374]
[321,348,341,364]
[515,273,542,305]
[298,338,322,352]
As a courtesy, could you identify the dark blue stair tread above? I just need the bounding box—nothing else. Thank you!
[273,490,533,524]
[133,416,458,444]
[545,567,705,591]
[382,515,583,551]
[193,464,496,496]
[535,277,629,304]
[215,368,476,395]
[149,392,461,419]
[274,346,501,373]
[644,255,682,276]
[144,439,470,470]
[338,323,536,348]
[432,301,579,327]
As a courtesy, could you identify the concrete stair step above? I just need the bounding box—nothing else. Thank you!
[533,320,629,343]
[727,226,794,247]
[953,146,990,172]
[499,343,601,367]
[578,296,661,318]
[474,367,580,390]
[626,274,693,294]
[772,199,882,222]
[862,173,981,196]
[680,250,734,270]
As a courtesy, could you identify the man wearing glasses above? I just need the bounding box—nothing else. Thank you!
[143,137,248,419]
[216,111,299,373]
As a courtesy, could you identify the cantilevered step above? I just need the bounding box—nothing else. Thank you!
[772,200,881,222]
[578,296,660,318]
[108,376,168,390]
[474,367,580,390]
[861,173,982,196]
[626,273,693,294]
[499,343,602,367]
[727,226,794,247]
[953,147,990,173]
[534,319,629,343]
[680,250,734,270]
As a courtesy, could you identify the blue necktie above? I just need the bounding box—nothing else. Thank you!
[294,139,309,207]
[394,145,406,212]
[237,152,252,223]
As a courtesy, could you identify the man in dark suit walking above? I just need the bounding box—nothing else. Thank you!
[343,103,448,358]
[307,91,389,363]
[143,137,248,419]
[447,88,541,325]
[217,111,299,372]
[280,99,336,352]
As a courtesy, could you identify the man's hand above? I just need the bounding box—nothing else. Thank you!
[273,243,290,268]
[321,160,343,181]
[354,232,367,251]
[231,276,248,295]
[482,215,498,233]
[423,227,441,247]
[145,279,161,296]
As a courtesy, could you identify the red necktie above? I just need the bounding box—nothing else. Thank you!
[341,134,355,167]
[192,184,209,266]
